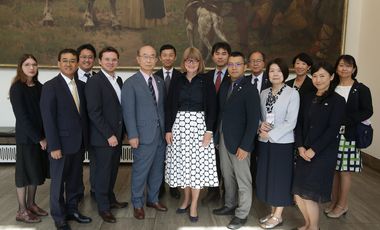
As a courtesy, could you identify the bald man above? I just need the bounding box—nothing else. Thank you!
[121,45,167,220]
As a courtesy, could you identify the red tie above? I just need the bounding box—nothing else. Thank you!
[215,71,222,93]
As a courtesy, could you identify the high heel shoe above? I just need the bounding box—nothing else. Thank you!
[176,204,191,214]
[327,205,348,218]
[323,203,335,214]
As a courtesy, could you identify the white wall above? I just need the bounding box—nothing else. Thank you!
[344,0,380,158]
[1,0,379,158]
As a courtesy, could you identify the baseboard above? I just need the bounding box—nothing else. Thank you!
[362,151,380,173]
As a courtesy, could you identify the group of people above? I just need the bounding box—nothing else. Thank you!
[9,41,373,230]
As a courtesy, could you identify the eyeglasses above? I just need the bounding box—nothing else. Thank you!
[249,59,263,64]
[185,59,199,64]
[227,62,244,68]
[139,55,157,61]
[79,55,94,60]
[60,59,77,64]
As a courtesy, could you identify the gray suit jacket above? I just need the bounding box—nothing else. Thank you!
[121,71,165,144]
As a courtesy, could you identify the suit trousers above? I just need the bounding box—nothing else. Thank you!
[219,132,252,219]
[49,150,84,222]
[93,145,121,212]
[131,126,165,208]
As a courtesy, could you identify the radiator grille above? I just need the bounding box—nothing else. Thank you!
[0,145,133,163]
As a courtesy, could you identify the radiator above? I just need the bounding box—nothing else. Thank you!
[0,145,133,163]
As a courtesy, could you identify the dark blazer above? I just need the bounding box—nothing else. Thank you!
[295,92,346,156]
[205,69,230,90]
[40,74,88,154]
[218,76,261,154]
[340,80,373,140]
[247,72,271,93]
[165,73,217,133]
[154,67,182,94]
[10,81,44,144]
[286,75,316,98]
[85,70,124,146]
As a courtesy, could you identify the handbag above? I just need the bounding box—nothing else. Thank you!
[355,123,373,149]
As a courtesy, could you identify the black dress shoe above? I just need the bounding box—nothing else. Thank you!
[169,187,181,199]
[213,206,236,215]
[55,221,71,230]
[66,212,92,223]
[227,216,247,229]
[99,211,116,223]
[110,201,128,209]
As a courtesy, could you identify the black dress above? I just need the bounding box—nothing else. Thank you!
[9,81,48,187]
[292,92,345,202]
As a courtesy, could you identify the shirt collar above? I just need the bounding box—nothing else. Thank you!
[60,73,74,85]
[162,67,173,75]
[101,69,116,81]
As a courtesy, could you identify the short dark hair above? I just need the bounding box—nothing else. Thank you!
[99,46,119,59]
[229,51,246,63]
[58,48,78,62]
[311,61,335,76]
[159,44,176,56]
[211,42,231,55]
[334,54,358,79]
[266,58,289,82]
[77,43,96,58]
[292,52,313,66]
[248,50,266,62]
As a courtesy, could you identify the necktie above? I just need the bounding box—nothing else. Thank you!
[148,76,157,105]
[70,80,80,112]
[215,71,222,92]
[84,72,91,78]
[165,71,171,93]
[227,82,237,99]
[253,77,258,91]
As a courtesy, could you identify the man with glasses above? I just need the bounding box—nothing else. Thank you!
[122,45,167,220]
[85,47,127,223]
[213,51,260,230]
[76,43,97,202]
[247,50,271,93]
[41,48,92,230]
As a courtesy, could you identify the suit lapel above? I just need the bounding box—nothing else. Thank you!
[136,72,157,106]
[58,74,80,116]
[99,71,120,103]
[154,74,164,105]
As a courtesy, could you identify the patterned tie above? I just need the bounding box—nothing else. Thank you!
[148,76,157,105]
[215,71,222,92]
[253,77,258,91]
[165,71,171,93]
[70,80,80,112]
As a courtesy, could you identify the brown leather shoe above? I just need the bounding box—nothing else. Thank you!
[99,211,116,223]
[110,201,128,209]
[146,202,168,212]
[28,204,48,216]
[16,209,41,223]
[134,207,145,220]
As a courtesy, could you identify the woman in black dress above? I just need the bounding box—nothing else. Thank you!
[9,54,49,223]
[286,52,316,98]
[325,55,373,218]
[292,62,345,230]
[165,47,218,222]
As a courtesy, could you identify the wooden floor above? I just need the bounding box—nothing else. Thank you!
[0,164,379,230]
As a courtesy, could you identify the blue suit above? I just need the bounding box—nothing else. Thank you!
[122,71,166,208]
[40,74,88,223]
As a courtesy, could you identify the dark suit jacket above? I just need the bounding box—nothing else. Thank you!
[218,76,261,154]
[295,92,346,156]
[10,81,44,144]
[154,67,182,94]
[205,69,230,92]
[286,75,316,98]
[247,72,271,93]
[40,74,88,154]
[340,80,373,140]
[85,70,124,147]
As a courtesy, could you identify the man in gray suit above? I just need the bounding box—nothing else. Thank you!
[121,45,167,220]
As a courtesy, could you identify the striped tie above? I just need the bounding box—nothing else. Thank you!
[148,77,157,105]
